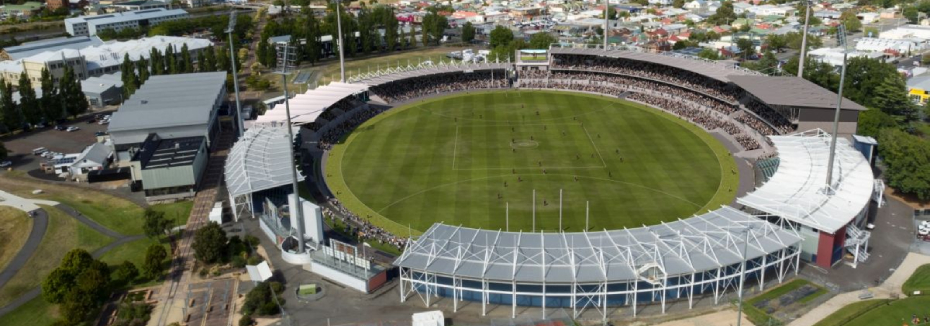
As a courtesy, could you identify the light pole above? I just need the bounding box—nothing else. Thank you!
[226,11,244,137]
[275,43,306,253]
[825,24,849,191]
[797,0,812,78]
[335,0,346,82]
[603,0,609,50]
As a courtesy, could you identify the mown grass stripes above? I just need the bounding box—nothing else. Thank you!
[326,90,739,234]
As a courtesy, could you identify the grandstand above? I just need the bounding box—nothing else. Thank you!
[243,44,878,317]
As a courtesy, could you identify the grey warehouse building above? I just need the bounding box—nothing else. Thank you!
[107,71,228,201]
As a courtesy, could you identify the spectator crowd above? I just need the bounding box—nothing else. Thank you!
[322,198,408,251]
[370,71,510,103]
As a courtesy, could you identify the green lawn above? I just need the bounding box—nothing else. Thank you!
[1,173,146,236]
[99,237,173,287]
[0,205,113,307]
[744,279,828,325]
[812,299,893,326]
[318,46,465,85]
[326,90,738,235]
[902,264,930,295]
[0,207,32,273]
[813,296,930,326]
[0,296,58,326]
[149,201,194,228]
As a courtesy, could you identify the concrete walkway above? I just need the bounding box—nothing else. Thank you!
[0,189,59,211]
[650,309,751,326]
[787,252,930,326]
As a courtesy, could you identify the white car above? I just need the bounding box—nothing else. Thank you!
[66,126,80,132]
[0,161,11,168]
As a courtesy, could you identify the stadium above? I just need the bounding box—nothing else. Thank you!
[244,44,881,319]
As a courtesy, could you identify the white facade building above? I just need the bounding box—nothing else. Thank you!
[855,37,927,55]
[65,8,189,37]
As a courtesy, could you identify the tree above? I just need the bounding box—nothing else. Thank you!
[766,34,787,52]
[121,54,138,99]
[241,281,285,316]
[181,43,193,73]
[864,27,880,38]
[39,67,59,122]
[462,22,476,43]
[193,222,228,264]
[203,45,217,72]
[0,142,7,160]
[528,32,558,49]
[673,0,685,8]
[736,38,755,59]
[112,261,139,285]
[878,129,930,201]
[0,79,21,132]
[489,25,514,49]
[904,6,919,23]
[18,72,40,126]
[784,31,822,50]
[872,75,917,123]
[75,267,110,301]
[742,51,779,73]
[143,244,167,279]
[61,249,94,272]
[697,48,721,60]
[216,46,230,72]
[167,45,178,74]
[61,287,97,324]
[143,208,172,239]
[196,50,206,72]
[42,268,74,303]
[137,58,150,85]
[857,108,898,137]
[707,1,737,26]
[840,10,862,32]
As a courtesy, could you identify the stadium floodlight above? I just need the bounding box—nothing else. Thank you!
[797,0,813,77]
[825,24,849,192]
[225,11,244,137]
[334,0,346,82]
[273,43,306,254]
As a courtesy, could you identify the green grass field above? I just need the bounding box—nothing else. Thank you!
[903,264,930,295]
[813,296,930,326]
[744,279,827,325]
[326,90,738,234]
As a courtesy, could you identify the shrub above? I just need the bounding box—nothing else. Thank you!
[239,315,254,326]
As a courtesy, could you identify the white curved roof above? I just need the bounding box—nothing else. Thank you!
[254,82,368,125]
[737,129,874,234]
[394,206,800,283]
[225,124,303,198]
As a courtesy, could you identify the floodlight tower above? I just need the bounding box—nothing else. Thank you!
[797,0,812,78]
[335,0,346,82]
[603,0,609,50]
[226,11,244,137]
[275,43,306,253]
[825,24,849,191]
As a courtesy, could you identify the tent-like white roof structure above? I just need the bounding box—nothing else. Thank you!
[737,129,874,234]
[394,206,800,283]
[225,124,303,198]
[254,82,368,125]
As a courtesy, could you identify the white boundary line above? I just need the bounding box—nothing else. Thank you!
[582,125,609,168]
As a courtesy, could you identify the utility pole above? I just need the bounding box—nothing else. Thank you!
[225,11,244,137]
[798,0,812,78]
[826,24,849,191]
[275,43,306,253]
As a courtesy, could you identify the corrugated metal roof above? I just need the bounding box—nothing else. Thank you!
[394,206,801,283]
[225,124,304,198]
[108,71,225,133]
[728,75,867,111]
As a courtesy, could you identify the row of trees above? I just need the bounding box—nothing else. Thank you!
[486,25,558,62]
[256,3,449,69]
[0,65,89,134]
[120,43,234,101]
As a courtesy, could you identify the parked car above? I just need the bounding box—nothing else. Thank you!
[0,161,11,168]
[95,131,108,137]
[98,119,109,125]
[55,125,66,131]
[32,147,48,155]
[66,126,80,132]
